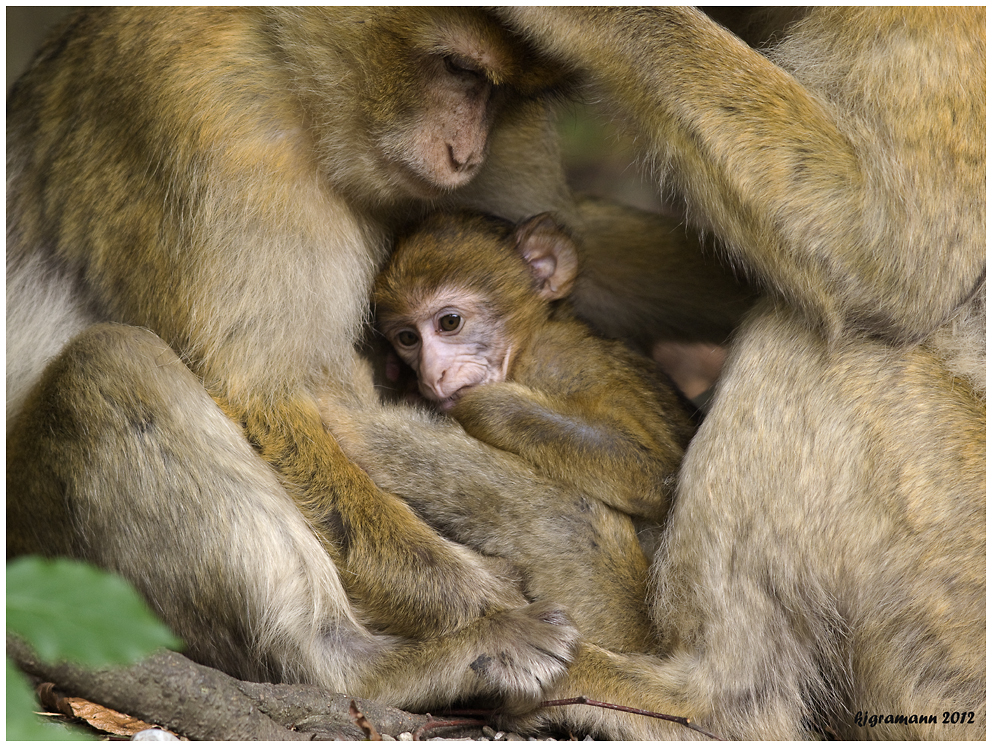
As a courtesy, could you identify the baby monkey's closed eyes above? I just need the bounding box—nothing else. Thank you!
[374,211,697,523]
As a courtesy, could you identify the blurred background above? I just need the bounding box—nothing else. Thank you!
[7,7,74,91]
[6,6,665,215]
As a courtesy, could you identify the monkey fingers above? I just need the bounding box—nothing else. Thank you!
[219,396,531,639]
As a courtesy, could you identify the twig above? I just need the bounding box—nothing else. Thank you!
[540,696,724,740]
[413,713,488,741]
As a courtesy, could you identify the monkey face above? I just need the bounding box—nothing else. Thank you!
[380,292,512,410]
[352,8,568,201]
[378,55,494,194]
[357,10,518,199]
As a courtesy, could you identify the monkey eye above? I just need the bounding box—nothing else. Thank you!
[395,330,420,348]
[437,313,463,333]
[442,55,483,80]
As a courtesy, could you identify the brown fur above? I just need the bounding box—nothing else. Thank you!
[315,6,988,739]
[7,5,985,740]
[498,7,986,738]
[7,6,581,715]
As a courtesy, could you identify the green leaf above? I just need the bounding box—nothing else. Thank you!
[6,657,91,740]
[6,557,183,668]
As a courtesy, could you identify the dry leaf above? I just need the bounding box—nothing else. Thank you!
[35,684,180,739]
[65,697,173,737]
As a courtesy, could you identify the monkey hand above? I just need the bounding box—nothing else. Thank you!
[449,382,548,457]
[363,599,581,716]
[457,600,580,714]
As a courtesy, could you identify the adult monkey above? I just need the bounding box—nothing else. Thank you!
[329,6,985,739]
[8,8,750,726]
[504,6,988,739]
[6,6,600,717]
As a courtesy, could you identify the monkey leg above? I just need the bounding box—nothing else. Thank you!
[645,303,986,740]
[8,324,364,686]
[6,323,578,712]
[357,601,577,715]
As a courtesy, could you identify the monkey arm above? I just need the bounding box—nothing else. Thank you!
[451,382,677,522]
[499,7,986,344]
[572,196,756,349]
[217,395,528,639]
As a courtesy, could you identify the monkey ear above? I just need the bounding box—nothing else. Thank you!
[514,214,579,301]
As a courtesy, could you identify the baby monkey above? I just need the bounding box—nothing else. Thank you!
[374,211,697,524]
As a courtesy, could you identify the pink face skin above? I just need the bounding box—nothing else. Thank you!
[380,290,512,411]
[380,53,496,198]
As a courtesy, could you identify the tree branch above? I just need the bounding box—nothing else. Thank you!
[7,635,432,740]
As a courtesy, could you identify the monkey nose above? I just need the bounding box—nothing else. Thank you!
[420,366,449,400]
[433,374,453,399]
[447,144,480,174]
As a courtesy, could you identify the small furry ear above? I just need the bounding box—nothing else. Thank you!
[514,214,578,301]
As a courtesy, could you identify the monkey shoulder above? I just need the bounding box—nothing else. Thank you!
[515,315,610,389]
[520,313,684,414]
